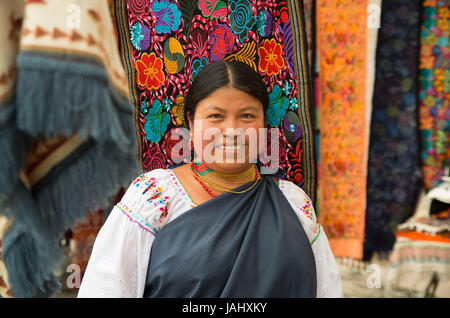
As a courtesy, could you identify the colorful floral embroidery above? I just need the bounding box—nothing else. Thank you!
[116,201,158,236]
[167,169,198,207]
[151,0,181,34]
[148,195,170,224]
[143,144,168,171]
[171,96,185,126]
[300,196,314,221]
[266,84,289,127]
[144,99,171,143]
[130,22,151,51]
[142,177,161,196]
[229,0,256,43]
[311,224,321,245]
[256,8,273,38]
[258,38,285,76]
[163,37,185,74]
[128,0,151,17]
[136,52,166,90]
[191,56,209,80]
[198,0,227,20]
[209,24,236,62]
[224,41,258,71]
[132,173,149,187]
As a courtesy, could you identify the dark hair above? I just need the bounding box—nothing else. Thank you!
[184,60,269,130]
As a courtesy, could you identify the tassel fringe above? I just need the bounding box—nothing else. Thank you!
[0,97,27,198]
[16,51,135,154]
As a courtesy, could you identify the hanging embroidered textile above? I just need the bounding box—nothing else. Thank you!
[114,0,317,204]
[364,0,423,257]
[0,0,139,297]
[316,0,368,260]
[418,0,449,191]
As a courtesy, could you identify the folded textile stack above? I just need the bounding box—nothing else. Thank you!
[387,209,450,297]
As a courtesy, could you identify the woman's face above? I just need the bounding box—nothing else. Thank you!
[188,86,266,174]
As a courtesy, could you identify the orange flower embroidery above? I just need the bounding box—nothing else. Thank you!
[136,52,165,90]
[258,38,285,76]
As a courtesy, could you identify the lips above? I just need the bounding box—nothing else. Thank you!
[215,143,247,151]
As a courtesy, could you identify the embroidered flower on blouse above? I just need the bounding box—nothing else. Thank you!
[119,174,171,235]
[132,174,148,187]
[300,196,314,221]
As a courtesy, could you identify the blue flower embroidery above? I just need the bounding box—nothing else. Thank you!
[152,0,182,34]
[144,99,171,143]
[282,80,292,96]
[163,98,172,111]
[130,22,151,51]
[230,0,256,44]
[191,57,209,80]
[289,97,299,111]
[266,85,289,127]
[256,8,272,38]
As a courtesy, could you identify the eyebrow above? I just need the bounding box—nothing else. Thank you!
[206,105,259,112]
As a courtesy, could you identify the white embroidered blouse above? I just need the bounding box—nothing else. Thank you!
[77,168,343,298]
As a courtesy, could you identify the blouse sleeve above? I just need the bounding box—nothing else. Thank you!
[279,180,344,298]
[77,169,171,298]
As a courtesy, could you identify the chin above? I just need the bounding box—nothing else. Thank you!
[207,162,255,174]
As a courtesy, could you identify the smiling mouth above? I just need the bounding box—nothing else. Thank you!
[215,144,247,151]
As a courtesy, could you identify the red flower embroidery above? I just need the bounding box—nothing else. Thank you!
[136,52,165,90]
[258,38,285,76]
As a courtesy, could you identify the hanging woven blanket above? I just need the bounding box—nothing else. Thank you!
[114,0,317,203]
[316,0,369,260]
[418,0,449,191]
[364,0,423,257]
[0,0,139,297]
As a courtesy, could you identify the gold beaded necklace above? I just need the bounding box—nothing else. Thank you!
[190,161,261,196]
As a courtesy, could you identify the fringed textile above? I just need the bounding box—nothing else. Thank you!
[0,0,140,297]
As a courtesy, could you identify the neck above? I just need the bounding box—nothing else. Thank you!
[190,161,260,194]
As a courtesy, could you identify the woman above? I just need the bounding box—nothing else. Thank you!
[78,61,343,297]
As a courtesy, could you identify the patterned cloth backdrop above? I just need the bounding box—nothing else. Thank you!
[364,0,423,257]
[418,0,449,191]
[316,0,368,260]
[114,0,318,203]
